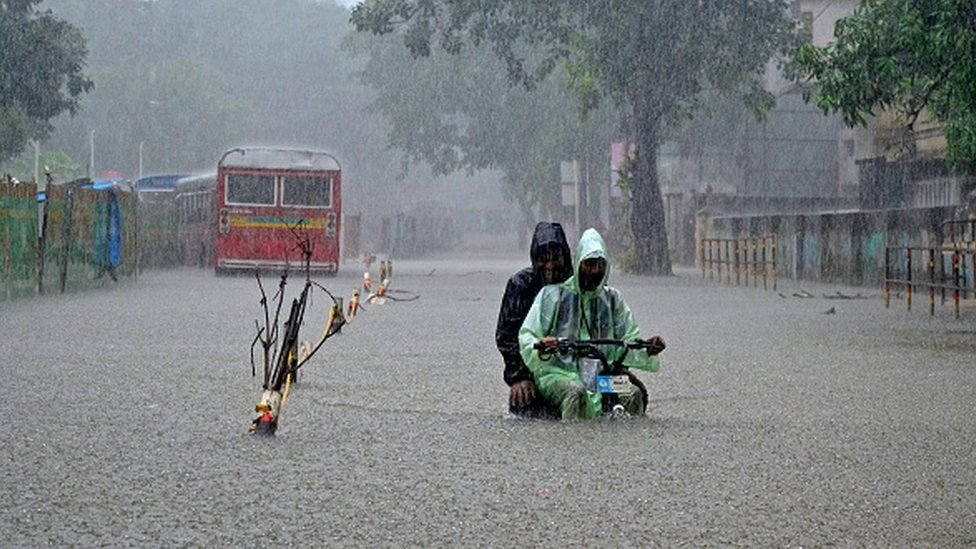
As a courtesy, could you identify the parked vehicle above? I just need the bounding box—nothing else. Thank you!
[215,147,341,274]
[174,173,217,267]
[134,174,186,203]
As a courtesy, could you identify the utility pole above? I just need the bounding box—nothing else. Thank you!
[89,129,96,178]
[33,140,40,184]
[560,160,580,238]
[574,159,581,229]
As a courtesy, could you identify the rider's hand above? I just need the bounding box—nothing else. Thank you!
[642,336,666,355]
[539,336,558,350]
[509,380,538,408]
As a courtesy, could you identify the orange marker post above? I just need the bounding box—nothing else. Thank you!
[753,239,759,289]
[761,237,768,291]
[953,252,961,319]
[928,248,936,316]
[885,246,891,309]
[708,240,714,281]
[725,240,732,285]
[734,239,740,286]
[906,248,913,312]
[700,240,706,279]
[884,247,891,308]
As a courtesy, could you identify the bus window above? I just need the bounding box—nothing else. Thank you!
[226,174,276,205]
[282,176,332,208]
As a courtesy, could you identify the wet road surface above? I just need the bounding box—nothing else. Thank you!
[1,257,974,546]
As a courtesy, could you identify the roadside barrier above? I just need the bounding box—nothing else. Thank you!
[885,221,975,318]
[250,257,407,434]
[700,235,777,291]
[943,219,976,246]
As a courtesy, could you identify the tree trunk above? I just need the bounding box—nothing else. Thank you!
[629,106,672,275]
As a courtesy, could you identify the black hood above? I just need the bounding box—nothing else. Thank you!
[529,222,573,281]
[495,221,573,387]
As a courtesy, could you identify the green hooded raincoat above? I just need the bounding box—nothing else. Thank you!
[518,228,660,418]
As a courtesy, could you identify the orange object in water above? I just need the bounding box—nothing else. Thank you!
[347,289,361,317]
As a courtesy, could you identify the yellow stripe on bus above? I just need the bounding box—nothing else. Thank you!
[229,216,326,229]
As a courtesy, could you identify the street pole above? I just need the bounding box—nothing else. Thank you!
[89,129,96,178]
[138,141,144,178]
[33,140,40,184]
[574,159,581,230]
[34,140,43,239]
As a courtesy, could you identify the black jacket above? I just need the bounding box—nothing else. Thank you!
[495,222,572,386]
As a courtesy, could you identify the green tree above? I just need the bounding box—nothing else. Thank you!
[352,0,796,274]
[346,29,618,236]
[0,0,93,163]
[792,0,976,171]
[1,149,82,182]
[80,60,249,173]
[43,0,402,199]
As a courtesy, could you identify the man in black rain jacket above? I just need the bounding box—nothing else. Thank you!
[495,222,573,416]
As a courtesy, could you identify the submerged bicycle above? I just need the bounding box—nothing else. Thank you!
[249,226,345,436]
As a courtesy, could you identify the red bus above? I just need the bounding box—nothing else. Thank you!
[215,147,341,274]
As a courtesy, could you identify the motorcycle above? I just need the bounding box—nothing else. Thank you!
[533,338,658,417]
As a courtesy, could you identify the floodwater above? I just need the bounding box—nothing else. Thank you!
[1,257,974,546]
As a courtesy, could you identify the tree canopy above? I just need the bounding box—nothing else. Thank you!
[24,0,414,218]
[41,0,372,175]
[0,0,93,163]
[352,0,797,274]
[792,0,976,171]
[346,27,619,233]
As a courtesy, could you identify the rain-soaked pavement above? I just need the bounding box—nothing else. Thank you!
[1,255,974,546]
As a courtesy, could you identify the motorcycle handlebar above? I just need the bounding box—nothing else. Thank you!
[532,338,664,373]
[532,338,657,352]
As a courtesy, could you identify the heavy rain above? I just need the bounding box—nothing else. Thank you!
[1,0,975,546]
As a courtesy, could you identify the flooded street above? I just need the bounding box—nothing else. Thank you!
[2,257,975,546]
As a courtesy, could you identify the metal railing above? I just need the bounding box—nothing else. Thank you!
[943,219,976,248]
[885,245,974,318]
[700,235,777,291]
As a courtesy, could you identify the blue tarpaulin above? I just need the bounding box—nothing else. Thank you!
[93,188,123,270]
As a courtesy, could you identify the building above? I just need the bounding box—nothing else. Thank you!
[665,0,973,265]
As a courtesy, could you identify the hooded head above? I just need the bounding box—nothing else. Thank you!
[568,228,610,295]
[530,222,573,285]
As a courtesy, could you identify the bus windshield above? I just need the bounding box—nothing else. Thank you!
[282,175,332,208]
[226,174,275,205]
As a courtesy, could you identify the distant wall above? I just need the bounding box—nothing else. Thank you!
[378,214,459,258]
[698,206,967,286]
[671,192,857,265]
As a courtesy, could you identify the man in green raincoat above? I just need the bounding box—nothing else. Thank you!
[518,228,665,419]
